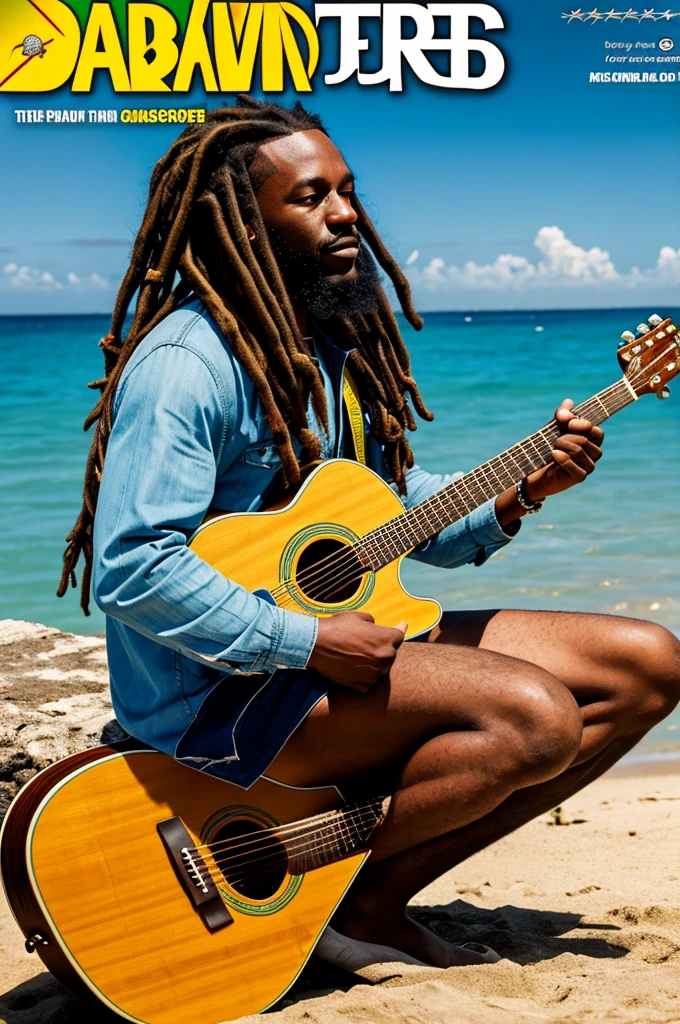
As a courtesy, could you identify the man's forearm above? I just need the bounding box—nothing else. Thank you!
[495,485,529,528]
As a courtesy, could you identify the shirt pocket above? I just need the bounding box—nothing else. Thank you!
[243,439,282,471]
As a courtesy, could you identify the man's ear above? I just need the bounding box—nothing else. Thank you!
[245,224,256,242]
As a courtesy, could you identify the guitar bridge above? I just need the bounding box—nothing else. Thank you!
[157,816,233,933]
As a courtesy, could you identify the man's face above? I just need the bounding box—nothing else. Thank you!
[252,129,379,319]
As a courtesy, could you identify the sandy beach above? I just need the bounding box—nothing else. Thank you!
[2,763,679,1024]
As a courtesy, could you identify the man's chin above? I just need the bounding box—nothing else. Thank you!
[267,227,381,320]
[322,259,360,283]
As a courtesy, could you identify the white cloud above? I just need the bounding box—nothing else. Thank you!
[406,226,676,294]
[2,264,63,291]
[88,272,109,289]
[533,226,618,282]
[650,245,680,282]
[405,249,420,266]
[0,263,109,292]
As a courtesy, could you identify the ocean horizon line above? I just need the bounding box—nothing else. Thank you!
[1,304,678,322]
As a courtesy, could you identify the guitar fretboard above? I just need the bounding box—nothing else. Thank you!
[282,797,386,875]
[358,378,636,569]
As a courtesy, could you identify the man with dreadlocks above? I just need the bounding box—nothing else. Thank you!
[61,96,680,971]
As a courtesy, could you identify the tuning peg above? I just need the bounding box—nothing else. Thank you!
[636,323,650,335]
[648,314,663,327]
[620,331,636,344]
[657,387,671,400]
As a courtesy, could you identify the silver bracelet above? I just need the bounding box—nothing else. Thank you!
[516,478,544,515]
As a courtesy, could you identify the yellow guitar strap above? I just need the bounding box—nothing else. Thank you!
[342,366,367,466]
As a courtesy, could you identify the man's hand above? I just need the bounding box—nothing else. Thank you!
[307,611,407,692]
[525,399,605,502]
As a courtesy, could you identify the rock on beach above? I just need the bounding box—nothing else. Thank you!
[0,619,120,821]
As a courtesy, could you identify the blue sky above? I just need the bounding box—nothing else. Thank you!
[1,0,679,313]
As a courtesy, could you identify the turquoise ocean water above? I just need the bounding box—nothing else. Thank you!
[1,307,679,759]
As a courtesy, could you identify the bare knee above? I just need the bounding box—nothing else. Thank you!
[614,620,680,727]
[493,667,583,784]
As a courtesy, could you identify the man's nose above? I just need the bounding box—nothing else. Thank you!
[325,191,358,229]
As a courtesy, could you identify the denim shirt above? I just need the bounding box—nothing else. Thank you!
[92,299,516,784]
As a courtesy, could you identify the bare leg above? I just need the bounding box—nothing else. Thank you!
[269,612,680,967]
[270,639,583,965]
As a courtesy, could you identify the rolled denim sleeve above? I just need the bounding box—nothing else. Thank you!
[402,464,520,569]
[92,341,318,674]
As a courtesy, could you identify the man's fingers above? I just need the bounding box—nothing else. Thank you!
[557,436,603,463]
[557,416,605,447]
[394,620,408,637]
[570,422,605,446]
[564,416,591,431]
[555,401,574,421]
[554,440,596,473]
[551,448,588,480]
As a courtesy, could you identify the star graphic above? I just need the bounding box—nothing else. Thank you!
[603,7,622,19]
[621,7,641,19]
[639,7,657,17]
[562,8,586,20]
[585,7,605,19]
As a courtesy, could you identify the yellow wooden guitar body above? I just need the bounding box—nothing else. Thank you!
[190,459,442,638]
[7,749,368,1023]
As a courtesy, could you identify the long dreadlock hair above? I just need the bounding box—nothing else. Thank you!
[59,95,433,615]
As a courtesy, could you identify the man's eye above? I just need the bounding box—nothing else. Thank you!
[295,194,319,204]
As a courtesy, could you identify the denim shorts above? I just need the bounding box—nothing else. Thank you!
[174,667,330,789]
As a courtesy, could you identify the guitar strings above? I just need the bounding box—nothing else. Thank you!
[187,802,383,859]
[268,378,649,606]
[283,387,617,602]
[206,812,377,878]
[269,542,369,601]
[254,364,667,613]
[267,381,635,605]
[270,426,582,607]
[177,810,382,888]
[195,823,378,892]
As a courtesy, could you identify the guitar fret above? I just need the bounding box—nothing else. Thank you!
[486,460,508,492]
[455,477,477,513]
[524,436,545,468]
[503,449,528,478]
[283,799,387,874]
[358,380,640,569]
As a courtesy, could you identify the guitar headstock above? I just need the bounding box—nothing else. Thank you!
[617,314,680,399]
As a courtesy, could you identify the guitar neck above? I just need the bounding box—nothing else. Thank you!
[280,797,387,876]
[361,377,637,568]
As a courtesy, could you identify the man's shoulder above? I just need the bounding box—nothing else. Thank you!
[125,299,226,370]
[118,299,251,399]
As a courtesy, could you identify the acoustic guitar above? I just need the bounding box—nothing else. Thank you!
[1,314,678,1024]
[189,313,680,638]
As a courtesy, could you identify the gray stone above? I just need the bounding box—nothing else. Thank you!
[0,620,120,821]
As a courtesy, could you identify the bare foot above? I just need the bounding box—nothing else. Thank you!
[333,901,497,968]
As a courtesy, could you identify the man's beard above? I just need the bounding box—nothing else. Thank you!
[267,227,381,321]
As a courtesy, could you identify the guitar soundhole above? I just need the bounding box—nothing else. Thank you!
[296,538,365,604]
[211,818,288,899]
